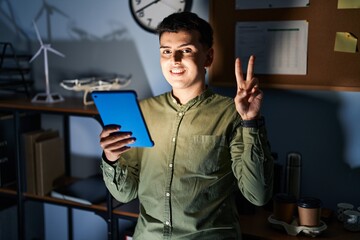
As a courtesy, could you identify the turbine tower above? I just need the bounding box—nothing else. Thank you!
[30,21,65,103]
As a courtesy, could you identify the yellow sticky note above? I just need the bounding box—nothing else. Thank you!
[334,32,358,53]
[338,0,360,9]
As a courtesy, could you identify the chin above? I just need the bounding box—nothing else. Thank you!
[169,83,185,90]
[167,78,185,87]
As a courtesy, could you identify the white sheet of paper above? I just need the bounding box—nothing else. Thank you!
[235,20,308,75]
[236,0,309,9]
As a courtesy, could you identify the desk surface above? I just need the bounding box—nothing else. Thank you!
[0,97,98,115]
[239,208,360,240]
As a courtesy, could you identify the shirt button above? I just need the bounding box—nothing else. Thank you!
[172,137,176,142]
[166,192,170,197]
[169,163,173,168]
[178,112,183,117]
[165,221,171,226]
[108,167,113,171]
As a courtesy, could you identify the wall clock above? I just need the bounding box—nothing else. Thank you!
[129,0,193,33]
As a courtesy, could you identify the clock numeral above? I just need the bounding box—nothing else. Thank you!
[137,10,144,18]
[135,0,141,5]
[147,18,152,26]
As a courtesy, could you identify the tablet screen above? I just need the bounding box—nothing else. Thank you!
[91,90,154,147]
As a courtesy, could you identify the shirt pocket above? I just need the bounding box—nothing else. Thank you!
[186,135,227,175]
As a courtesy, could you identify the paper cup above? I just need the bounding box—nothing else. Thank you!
[297,197,322,227]
[273,193,297,224]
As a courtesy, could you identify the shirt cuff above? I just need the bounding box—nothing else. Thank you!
[102,152,118,165]
[241,116,265,128]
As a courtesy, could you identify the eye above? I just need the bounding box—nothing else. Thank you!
[182,48,192,54]
[162,49,171,55]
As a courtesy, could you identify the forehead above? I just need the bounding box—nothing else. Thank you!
[159,30,201,47]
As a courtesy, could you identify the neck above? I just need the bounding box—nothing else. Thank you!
[172,85,207,105]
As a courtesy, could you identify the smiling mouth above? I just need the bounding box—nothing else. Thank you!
[171,68,185,74]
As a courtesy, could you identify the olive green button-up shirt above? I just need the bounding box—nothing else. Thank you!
[101,89,273,240]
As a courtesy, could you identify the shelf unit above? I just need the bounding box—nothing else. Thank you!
[0,42,33,97]
[0,97,139,240]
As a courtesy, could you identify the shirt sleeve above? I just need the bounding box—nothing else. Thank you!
[100,150,139,203]
[230,125,274,206]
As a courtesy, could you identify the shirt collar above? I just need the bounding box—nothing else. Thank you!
[167,88,214,111]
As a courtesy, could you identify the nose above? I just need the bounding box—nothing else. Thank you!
[172,50,182,63]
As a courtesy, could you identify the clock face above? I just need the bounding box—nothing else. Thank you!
[130,0,192,33]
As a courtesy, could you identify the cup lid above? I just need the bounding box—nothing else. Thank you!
[337,202,354,209]
[298,197,322,208]
[344,210,360,216]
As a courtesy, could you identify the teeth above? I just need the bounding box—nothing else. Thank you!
[171,68,184,74]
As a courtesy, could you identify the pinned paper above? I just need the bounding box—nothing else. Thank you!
[338,0,360,9]
[334,32,358,53]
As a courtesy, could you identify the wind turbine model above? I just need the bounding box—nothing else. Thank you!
[34,0,69,41]
[30,21,65,103]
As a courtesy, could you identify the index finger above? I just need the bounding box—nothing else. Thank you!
[246,55,255,82]
[235,58,245,89]
[100,124,120,138]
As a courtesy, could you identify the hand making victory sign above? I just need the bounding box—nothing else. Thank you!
[234,55,263,120]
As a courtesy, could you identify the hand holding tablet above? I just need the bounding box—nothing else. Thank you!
[92,90,154,148]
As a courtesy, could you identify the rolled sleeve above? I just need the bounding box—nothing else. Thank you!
[231,126,274,206]
[100,155,138,203]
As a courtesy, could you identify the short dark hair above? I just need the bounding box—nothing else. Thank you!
[156,12,213,48]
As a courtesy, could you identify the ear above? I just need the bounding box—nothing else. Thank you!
[204,48,214,68]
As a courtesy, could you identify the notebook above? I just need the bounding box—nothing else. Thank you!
[91,90,154,147]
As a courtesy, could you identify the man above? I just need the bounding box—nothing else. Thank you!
[99,12,273,240]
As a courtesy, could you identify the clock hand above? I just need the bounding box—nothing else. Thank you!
[159,0,181,11]
[135,0,161,13]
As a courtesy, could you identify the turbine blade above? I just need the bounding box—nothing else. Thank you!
[29,48,43,63]
[34,6,44,21]
[52,6,70,18]
[32,21,43,45]
[47,47,65,58]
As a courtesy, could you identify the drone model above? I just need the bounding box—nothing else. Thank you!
[60,75,131,105]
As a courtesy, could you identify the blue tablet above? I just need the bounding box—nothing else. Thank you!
[91,90,154,147]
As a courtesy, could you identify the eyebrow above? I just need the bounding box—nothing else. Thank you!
[159,42,194,49]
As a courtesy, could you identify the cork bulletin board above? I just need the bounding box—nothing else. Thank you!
[209,0,360,91]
